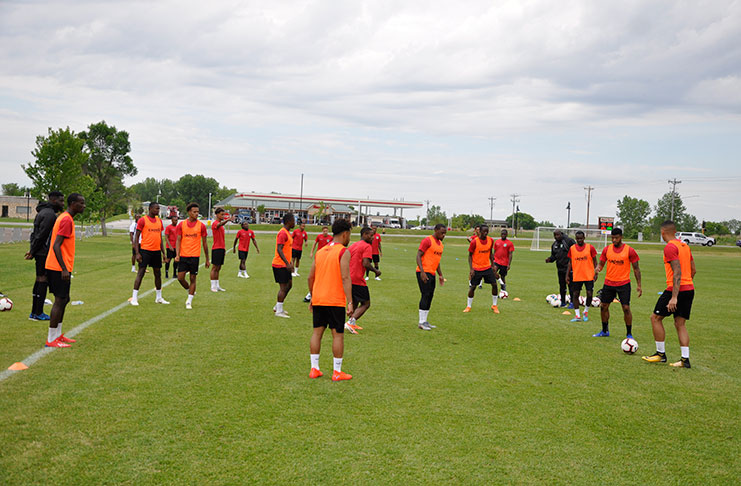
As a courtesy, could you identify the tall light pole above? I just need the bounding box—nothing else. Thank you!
[208,192,212,219]
[510,194,520,233]
[668,178,682,220]
[566,201,571,229]
[584,186,594,229]
[488,196,496,222]
[25,190,30,222]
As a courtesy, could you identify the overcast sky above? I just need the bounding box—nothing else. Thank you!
[2,0,740,224]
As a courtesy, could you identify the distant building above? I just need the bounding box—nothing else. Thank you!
[484,219,509,229]
[0,195,38,219]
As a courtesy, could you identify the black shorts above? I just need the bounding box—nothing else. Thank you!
[312,305,345,332]
[46,270,71,300]
[470,268,496,286]
[372,254,380,264]
[273,266,292,284]
[571,280,594,292]
[352,284,370,303]
[600,283,631,306]
[139,249,162,269]
[35,254,47,277]
[166,248,177,261]
[654,290,694,320]
[416,271,436,294]
[238,250,248,260]
[211,248,225,266]
[494,263,508,278]
[292,249,302,260]
[132,247,137,257]
[178,257,199,275]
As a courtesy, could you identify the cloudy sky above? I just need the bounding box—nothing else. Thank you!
[2,0,740,224]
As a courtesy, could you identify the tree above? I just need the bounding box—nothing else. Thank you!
[79,121,137,236]
[451,213,485,230]
[650,192,699,233]
[569,222,583,228]
[256,204,266,224]
[2,183,30,196]
[705,221,730,235]
[616,195,651,238]
[174,174,236,215]
[538,220,556,227]
[505,212,536,230]
[724,219,740,235]
[426,205,447,226]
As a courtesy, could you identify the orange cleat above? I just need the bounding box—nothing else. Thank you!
[492,305,500,314]
[463,307,471,313]
[332,370,352,381]
[350,324,363,330]
[58,334,76,343]
[309,368,323,379]
[45,338,71,348]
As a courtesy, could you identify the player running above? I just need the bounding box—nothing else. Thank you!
[130,202,169,306]
[345,227,381,334]
[272,213,295,318]
[232,222,259,278]
[175,203,209,310]
[307,218,354,381]
[44,193,85,348]
[565,231,598,324]
[365,225,382,281]
[642,220,696,369]
[291,220,308,277]
[464,224,501,314]
[210,208,230,292]
[493,228,514,293]
[164,214,178,279]
[416,224,446,330]
[304,226,333,302]
[593,228,642,338]
[25,190,64,321]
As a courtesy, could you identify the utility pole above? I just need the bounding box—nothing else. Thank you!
[299,173,304,221]
[566,201,571,229]
[488,196,496,222]
[424,199,431,223]
[668,178,681,221]
[584,186,594,229]
[510,194,520,235]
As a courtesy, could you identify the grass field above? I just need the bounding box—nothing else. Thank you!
[0,233,739,485]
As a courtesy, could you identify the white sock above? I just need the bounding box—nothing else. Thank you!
[132,265,136,271]
[186,294,194,304]
[680,346,689,359]
[48,326,59,342]
[132,289,139,301]
[349,317,356,325]
[574,308,581,318]
[492,295,498,306]
[333,357,343,372]
[216,280,221,288]
[211,280,217,290]
[156,289,162,300]
[656,341,665,353]
[311,354,320,369]
[419,309,429,324]
[276,302,283,313]
[467,297,473,307]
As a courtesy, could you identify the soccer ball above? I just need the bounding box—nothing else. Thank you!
[621,338,638,354]
[0,297,13,311]
[499,290,509,299]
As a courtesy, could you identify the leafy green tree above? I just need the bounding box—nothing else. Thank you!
[649,192,699,233]
[616,195,651,238]
[174,174,236,216]
[704,221,730,235]
[426,205,447,226]
[505,212,536,230]
[538,220,556,227]
[2,183,30,196]
[79,121,137,236]
[452,213,485,230]
[569,222,583,228]
[724,219,740,235]
[256,204,266,223]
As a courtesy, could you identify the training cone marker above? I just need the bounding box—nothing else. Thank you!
[513,297,521,301]
[8,362,28,371]
[562,311,571,315]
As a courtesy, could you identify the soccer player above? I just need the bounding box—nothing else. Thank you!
[593,228,642,338]
[175,203,209,309]
[493,228,514,293]
[129,214,141,272]
[565,231,598,323]
[307,218,354,381]
[291,220,308,277]
[164,214,178,278]
[232,221,259,278]
[25,190,64,321]
[416,224,446,330]
[131,202,169,306]
[44,193,85,348]
[545,230,576,307]
[304,226,333,302]
[345,226,381,334]
[464,224,501,313]
[272,213,295,318]
[467,225,480,243]
[209,208,230,292]
[642,220,696,368]
[365,225,382,280]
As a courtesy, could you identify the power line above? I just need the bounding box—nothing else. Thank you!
[510,194,520,235]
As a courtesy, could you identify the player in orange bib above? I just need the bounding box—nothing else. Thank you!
[43,193,85,348]
[593,228,642,338]
[416,224,446,330]
[175,203,210,309]
[464,224,501,313]
[272,213,295,318]
[164,213,179,279]
[565,231,598,323]
[307,219,354,381]
[130,202,169,306]
[643,220,697,368]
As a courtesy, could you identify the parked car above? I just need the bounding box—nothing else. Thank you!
[675,232,716,246]
[736,239,741,247]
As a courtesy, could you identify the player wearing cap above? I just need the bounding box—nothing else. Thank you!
[130,202,169,306]
[272,213,295,318]
[291,221,308,277]
[344,226,380,334]
[565,231,598,323]
[210,208,231,292]
[463,224,501,314]
[175,203,209,310]
[416,224,446,330]
[308,218,354,381]
[233,221,259,278]
[164,214,179,279]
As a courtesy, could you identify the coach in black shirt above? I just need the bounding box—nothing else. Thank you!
[545,229,575,307]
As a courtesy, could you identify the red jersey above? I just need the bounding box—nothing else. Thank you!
[371,233,382,255]
[237,229,255,252]
[292,229,307,250]
[349,240,372,287]
[664,240,694,291]
[315,233,333,250]
[165,224,178,249]
[211,221,226,250]
[493,238,514,266]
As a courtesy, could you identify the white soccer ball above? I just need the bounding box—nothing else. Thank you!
[621,338,638,355]
[546,294,557,304]
[0,297,13,311]
[499,290,509,299]
[591,297,601,307]
[551,297,562,308]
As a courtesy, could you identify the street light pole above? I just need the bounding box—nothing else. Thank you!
[25,190,30,222]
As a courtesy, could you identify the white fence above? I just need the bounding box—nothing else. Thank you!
[0,225,102,245]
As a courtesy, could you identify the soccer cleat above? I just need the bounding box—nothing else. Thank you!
[45,337,71,348]
[185,302,192,310]
[218,287,226,292]
[303,296,311,303]
[418,322,432,330]
[350,323,363,330]
[425,321,436,329]
[642,352,667,363]
[28,313,40,321]
[130,299,139,306]
[462,306,471,313]
[478,283,483,289]
[210,288,219,293]
[309,368,323,379]
[567,303,574,309]
[626,334,633,339]
[332,370,352,381]
[37,313,51,321]
[165,273,169,279]
[670,357,691,368]
[364,276,369,281]
[155,298,170,305]
[275,311,290,318]
[244,273,250,278]
[592,331,610,337]
[583,315,589,322]
[559,302,568,308]
[58,334,76,343]
[570,317,582,322]
[375,276,381,281]
[491,305,500,314]
[344,322,358,334]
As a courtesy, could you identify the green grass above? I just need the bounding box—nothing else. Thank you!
[0,234,739,485]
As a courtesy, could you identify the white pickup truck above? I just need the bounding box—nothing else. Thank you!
[675,232,716,246]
